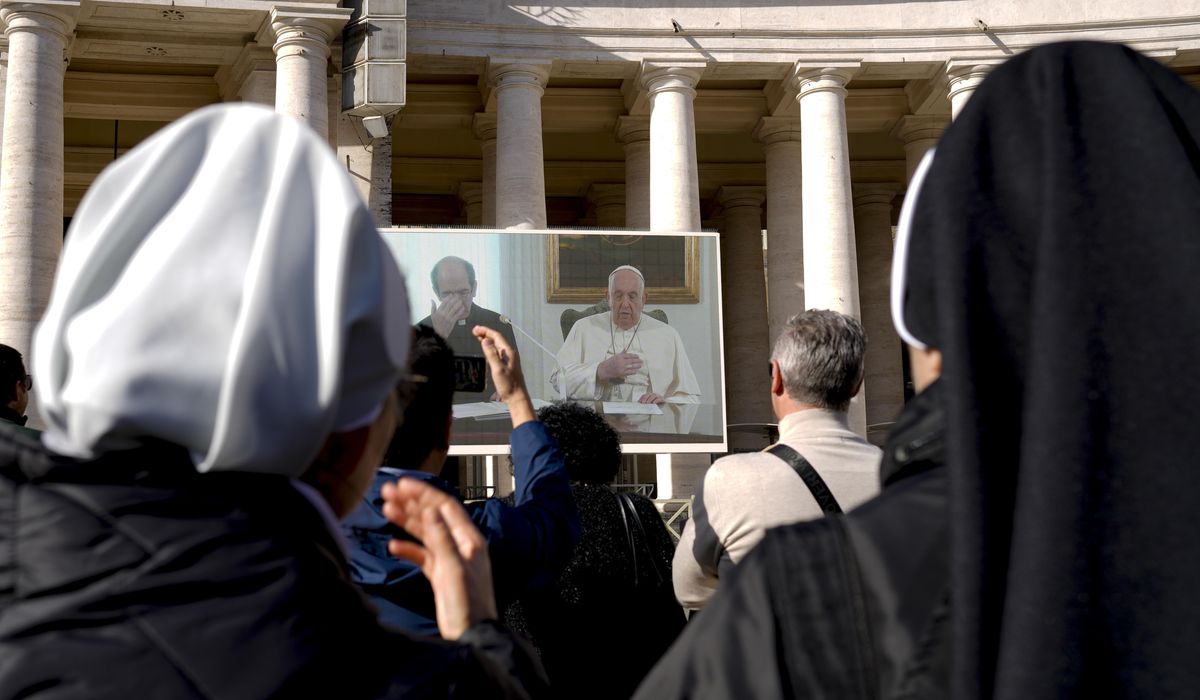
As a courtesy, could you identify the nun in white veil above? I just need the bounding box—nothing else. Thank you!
[0,104,547,699]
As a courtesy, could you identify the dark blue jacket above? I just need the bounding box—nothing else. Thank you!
[343,421,581,634]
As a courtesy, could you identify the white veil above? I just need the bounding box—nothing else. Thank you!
[33,104,409,476]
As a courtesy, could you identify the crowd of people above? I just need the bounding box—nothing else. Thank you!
[1,40,1198,698]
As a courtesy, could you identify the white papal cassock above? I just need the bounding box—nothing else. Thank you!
[552,311,701,403]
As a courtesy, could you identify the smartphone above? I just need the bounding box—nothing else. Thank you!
[453,355,487,394]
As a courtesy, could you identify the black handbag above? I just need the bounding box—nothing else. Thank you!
[614,491,670,589]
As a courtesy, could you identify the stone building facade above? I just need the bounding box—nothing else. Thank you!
[0,1,1197,493]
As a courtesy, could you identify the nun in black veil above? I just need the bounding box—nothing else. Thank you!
[635,41,1200,699]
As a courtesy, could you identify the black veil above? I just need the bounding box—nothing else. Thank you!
[897,41,1200,697]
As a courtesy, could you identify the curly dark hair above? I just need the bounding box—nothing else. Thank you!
[537,401,622,484]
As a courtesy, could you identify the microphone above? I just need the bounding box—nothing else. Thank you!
[500,315,567,400]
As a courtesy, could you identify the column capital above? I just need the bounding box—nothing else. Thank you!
[753,115,802,146]
[587,183,625,209]
[791,62,860,99]
[458,181,483,206]
[488,60,550,92]
[640,61,705,97]
[852,182,900,208]
[472,112,496,141]
[890,114,949,145]
[1,0,79,37]
[716,185,766,211]
[615,115,650,144]
[262,6,348,60]
[945,58,1001,100]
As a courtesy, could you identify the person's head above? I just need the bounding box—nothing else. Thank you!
[431,256,477,307]
[384,325,456,473]
[0,344,30,415]
[537,401,622,484]
[32,103,410,518]
[769,310,866,417]
[607,265,646,330]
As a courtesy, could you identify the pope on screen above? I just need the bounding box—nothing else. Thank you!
[552,265,701,405]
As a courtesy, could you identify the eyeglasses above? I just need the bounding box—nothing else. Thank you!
[21,374,31,392]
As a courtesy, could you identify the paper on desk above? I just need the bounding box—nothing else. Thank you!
[452,402,509,419]
[603,401,663,415]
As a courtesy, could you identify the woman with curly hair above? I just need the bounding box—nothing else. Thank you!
[503,401,685,699]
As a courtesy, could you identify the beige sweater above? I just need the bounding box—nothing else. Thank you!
[672,408,882,610]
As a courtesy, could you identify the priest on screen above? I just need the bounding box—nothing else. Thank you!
[552,266,701,405]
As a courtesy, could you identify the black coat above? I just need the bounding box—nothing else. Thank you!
[503,484,686,700]
[635,381,948,699]
[0,429,547,699]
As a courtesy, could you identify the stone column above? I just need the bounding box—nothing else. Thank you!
[268,8,347,137]
[891,115,947,183]
[490,61,549,230]
[615,115,650,229]
[0,42,7,179]
[0,0,78,420]
[473,113,497,227]
[793,65,860,317]
[854,184,902,445]
[642,63,704,232]
[587,183,625,228]
[946,61,995,121]
[458,182,483,226]
[793,64,866,436]
[717,186,772,425]
[753,116,805,345]
[336,112,392,227]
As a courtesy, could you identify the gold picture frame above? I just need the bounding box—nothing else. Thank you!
[545,233,701,304]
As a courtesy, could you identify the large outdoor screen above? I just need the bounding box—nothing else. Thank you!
[381,228,727,454]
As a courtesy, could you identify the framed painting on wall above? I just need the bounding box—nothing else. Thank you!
[545,232,701,304]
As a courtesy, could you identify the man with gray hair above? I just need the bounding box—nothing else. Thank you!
[553,265,700,404]
[672,309,882,610]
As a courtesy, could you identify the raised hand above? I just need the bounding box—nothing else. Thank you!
[473,325,535,428]
[597,352,644,382]
[430,296,469,339]
[382,478,498,640]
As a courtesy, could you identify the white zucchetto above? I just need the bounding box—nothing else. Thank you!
[33,103,409,476]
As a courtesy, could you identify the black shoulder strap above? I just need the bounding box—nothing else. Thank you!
[766,444,843,514]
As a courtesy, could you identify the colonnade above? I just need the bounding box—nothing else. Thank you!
[460,60,982,448]
[0,0,992,449]
[0,2,348,414]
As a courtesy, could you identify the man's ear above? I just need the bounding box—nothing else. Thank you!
[850,377,864,399]
[443,411,453,447]
[770,360,785,396]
